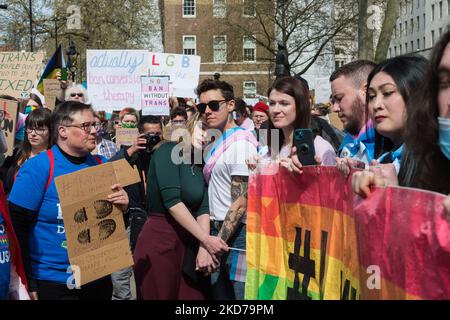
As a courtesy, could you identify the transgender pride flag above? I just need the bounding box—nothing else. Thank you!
[229,248,246,283]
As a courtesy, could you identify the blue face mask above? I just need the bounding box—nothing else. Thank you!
[438,117,450,160]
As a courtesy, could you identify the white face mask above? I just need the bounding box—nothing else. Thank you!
[438,117,450,161]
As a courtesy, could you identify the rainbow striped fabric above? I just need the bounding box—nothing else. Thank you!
[245,165,450,300]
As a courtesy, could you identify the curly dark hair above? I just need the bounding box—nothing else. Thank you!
[399,30,450,194]
[195,78,234,101]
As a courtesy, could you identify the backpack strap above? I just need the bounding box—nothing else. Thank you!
[45,150,103,192]
[45,149,55,192]
[92,155,103,164]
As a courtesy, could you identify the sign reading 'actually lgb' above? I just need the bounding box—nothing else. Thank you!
[141,76,170,116]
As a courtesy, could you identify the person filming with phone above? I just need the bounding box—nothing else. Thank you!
[249,76,336,173]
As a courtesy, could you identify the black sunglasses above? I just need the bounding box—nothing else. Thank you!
[70,92,84,97]
[197,100,227,114]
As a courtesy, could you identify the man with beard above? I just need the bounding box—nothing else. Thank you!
[330,60,377,164]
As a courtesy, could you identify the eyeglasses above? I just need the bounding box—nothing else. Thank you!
[26,127,48,135]
[197,100,227,114]
[64,121,100,133]
[70,93,84,98]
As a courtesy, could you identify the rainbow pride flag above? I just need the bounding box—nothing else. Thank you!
[245,165,450,300]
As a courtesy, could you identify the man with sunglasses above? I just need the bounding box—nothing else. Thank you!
[8,101,129,300]
[196,79,258,300]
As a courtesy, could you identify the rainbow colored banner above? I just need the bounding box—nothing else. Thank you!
[245,166,450,300]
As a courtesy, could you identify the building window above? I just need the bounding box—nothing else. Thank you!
[394,46,397,56]
[183,0,196,17]
[389,48,392,58]
[417,16,420,32]
[213,36,227,63]
[410,18,413,34]
[439,27,443,37]
[417,38,420,50]
[213,0,226,18]
[399,23,403,36]
[431,4,435,21]
[423,37,426,49]
[411,41,414,51]
[439,1,443,18]
[405,21,408,35]
[431,30,435,45]
[243,36,256,62]
[243,0,256,17]
[423,13,426,29]
[183,36,196,55]
[448,0,450,14]
[243,81,257,98]
[405,42,408,53]
[400,44,402,54]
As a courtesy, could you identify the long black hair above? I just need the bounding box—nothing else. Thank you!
[399,30,450,194]
[365,55,429,159]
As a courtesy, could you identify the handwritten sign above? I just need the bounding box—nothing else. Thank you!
[141,76,170,116]
[55,159,140,286]
[115,128,139,148]
[0,52,44,98]
[87,50,148,112]
[149,52,201,99]
[43,79,72,110]
[1,98,18,156]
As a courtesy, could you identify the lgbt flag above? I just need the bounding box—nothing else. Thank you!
[36,45,66,94]
[245,165,450,300]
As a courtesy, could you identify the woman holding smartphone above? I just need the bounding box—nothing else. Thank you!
[250,76,336,173]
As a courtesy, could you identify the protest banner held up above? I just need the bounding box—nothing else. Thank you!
[0,52,44,99]
[55,159,140,287]
[149,52,201,99]
[1,98,19,157]
[87,50,149,112]
[141,76,170,116]
[245,165,450,300]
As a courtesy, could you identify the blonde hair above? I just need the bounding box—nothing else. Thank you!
[65,84,89,102]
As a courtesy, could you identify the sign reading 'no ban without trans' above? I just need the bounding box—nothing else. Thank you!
[87,50,201,112]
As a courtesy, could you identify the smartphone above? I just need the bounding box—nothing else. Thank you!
[294,129,316,166]
[61,68,68,81]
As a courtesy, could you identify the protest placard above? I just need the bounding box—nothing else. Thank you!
[0,98,18,157]
[43,79,72,110]
[0,51,44,99]
[87,50,149,112]
[149,52,201,99]
[141,76,170,116]
[115,128,139,148]
[55,159,140,287]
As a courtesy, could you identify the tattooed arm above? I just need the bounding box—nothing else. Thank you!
[218,175,248,243]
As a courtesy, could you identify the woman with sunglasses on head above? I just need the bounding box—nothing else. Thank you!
[1,109,53,195]
[133,112,229,300]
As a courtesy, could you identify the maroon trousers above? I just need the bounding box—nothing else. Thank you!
[133,214,206,300]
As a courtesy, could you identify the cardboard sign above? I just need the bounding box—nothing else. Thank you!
[43,79,72,110]
[54,159,140,287]
[1,98,19,156]
[87,50,149,112]
[115,128,139,148]
[141,76,170,116]
[149,52,201,99]
[0,52,44,98]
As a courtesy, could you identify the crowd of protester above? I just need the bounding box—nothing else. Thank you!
[0,30,449,300]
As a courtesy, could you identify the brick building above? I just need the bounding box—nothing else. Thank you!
[160,0,275,102]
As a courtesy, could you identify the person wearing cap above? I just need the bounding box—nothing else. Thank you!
[252,102,269,130]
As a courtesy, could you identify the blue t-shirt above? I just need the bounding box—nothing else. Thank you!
[8,145,106,284]
[0,213,10,300]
